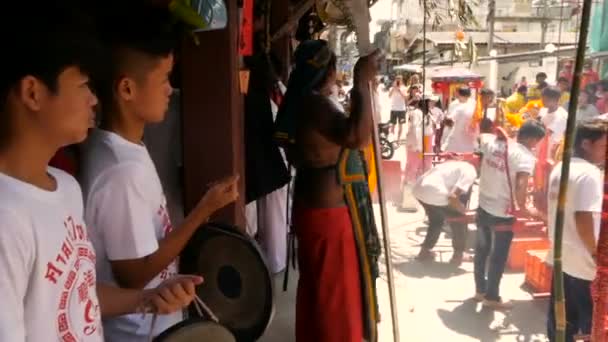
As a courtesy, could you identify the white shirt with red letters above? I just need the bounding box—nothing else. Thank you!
[0,168,103,342]
[478,134,537,218]
[80,129,180,341]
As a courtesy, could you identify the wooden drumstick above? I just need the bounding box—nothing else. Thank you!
[194,295,220,323]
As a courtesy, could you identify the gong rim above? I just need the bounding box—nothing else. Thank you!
[154,318,236,342]
[180,222,275,341]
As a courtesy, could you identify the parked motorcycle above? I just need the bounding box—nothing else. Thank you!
[378,123,394,160]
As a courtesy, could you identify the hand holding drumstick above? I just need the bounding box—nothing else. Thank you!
[196,175,240,219]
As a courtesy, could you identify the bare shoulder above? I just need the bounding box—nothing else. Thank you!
[301,93,345,123]
[303,93,340,112]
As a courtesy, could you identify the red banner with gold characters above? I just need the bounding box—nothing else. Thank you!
[239,0,254,56]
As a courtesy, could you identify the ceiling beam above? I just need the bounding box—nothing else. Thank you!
[271,0,315,42]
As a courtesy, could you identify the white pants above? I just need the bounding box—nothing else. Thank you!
[244,185,289,274]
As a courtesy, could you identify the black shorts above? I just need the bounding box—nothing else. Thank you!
[389,110,406,125]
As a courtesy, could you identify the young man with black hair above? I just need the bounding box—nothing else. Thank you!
[79,4,239,341]
[547,121,607,341]
[505,85,528,115]
[474,120,546,309]
[528,72,549,100]
[0,2,200,341]
[539,86,568,156]
[479,88,496,133]
[443,86,477,153]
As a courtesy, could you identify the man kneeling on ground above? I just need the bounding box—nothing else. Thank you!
[414,160,477,266]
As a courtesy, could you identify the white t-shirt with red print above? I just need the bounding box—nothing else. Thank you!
[80,129,180,342]
[477,134,537,218]
[547,158,604,281]
[413,160,477,207]
[0,168,103,342]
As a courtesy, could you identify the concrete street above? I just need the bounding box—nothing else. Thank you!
[260,197,549,342]
[259,89,549,342]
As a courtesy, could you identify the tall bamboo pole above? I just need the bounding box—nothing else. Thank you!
[338,0,401,338]
[370,93,401,342]
[552,0,593,341]
[421,0,427,172]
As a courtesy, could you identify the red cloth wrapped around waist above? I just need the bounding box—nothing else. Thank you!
[293,206,352,240]
[292,205,364,342]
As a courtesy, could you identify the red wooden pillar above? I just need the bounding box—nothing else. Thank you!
[180,0,245,227]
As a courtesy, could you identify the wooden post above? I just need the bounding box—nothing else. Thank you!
[270,0,291,82]
[180,0,245,227]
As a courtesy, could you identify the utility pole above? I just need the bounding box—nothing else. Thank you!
[488,0,496,53]
[540,0,549,50]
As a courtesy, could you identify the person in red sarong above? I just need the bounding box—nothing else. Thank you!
[274,40,380,342]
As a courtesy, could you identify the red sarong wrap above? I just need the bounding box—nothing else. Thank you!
[293,206,364,342]
[292,149,380,341]
[591,144,608,341]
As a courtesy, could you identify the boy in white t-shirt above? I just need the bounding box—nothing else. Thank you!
[479,88,497,134]
[443,87,478,153]
[546,121,607,341]
[474,120,547,310]
[0,4,200,341]
[539,87,568,156]
[413,161,478,266]
[79,6,239,342]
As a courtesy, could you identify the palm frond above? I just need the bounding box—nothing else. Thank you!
[419,0,480,29]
